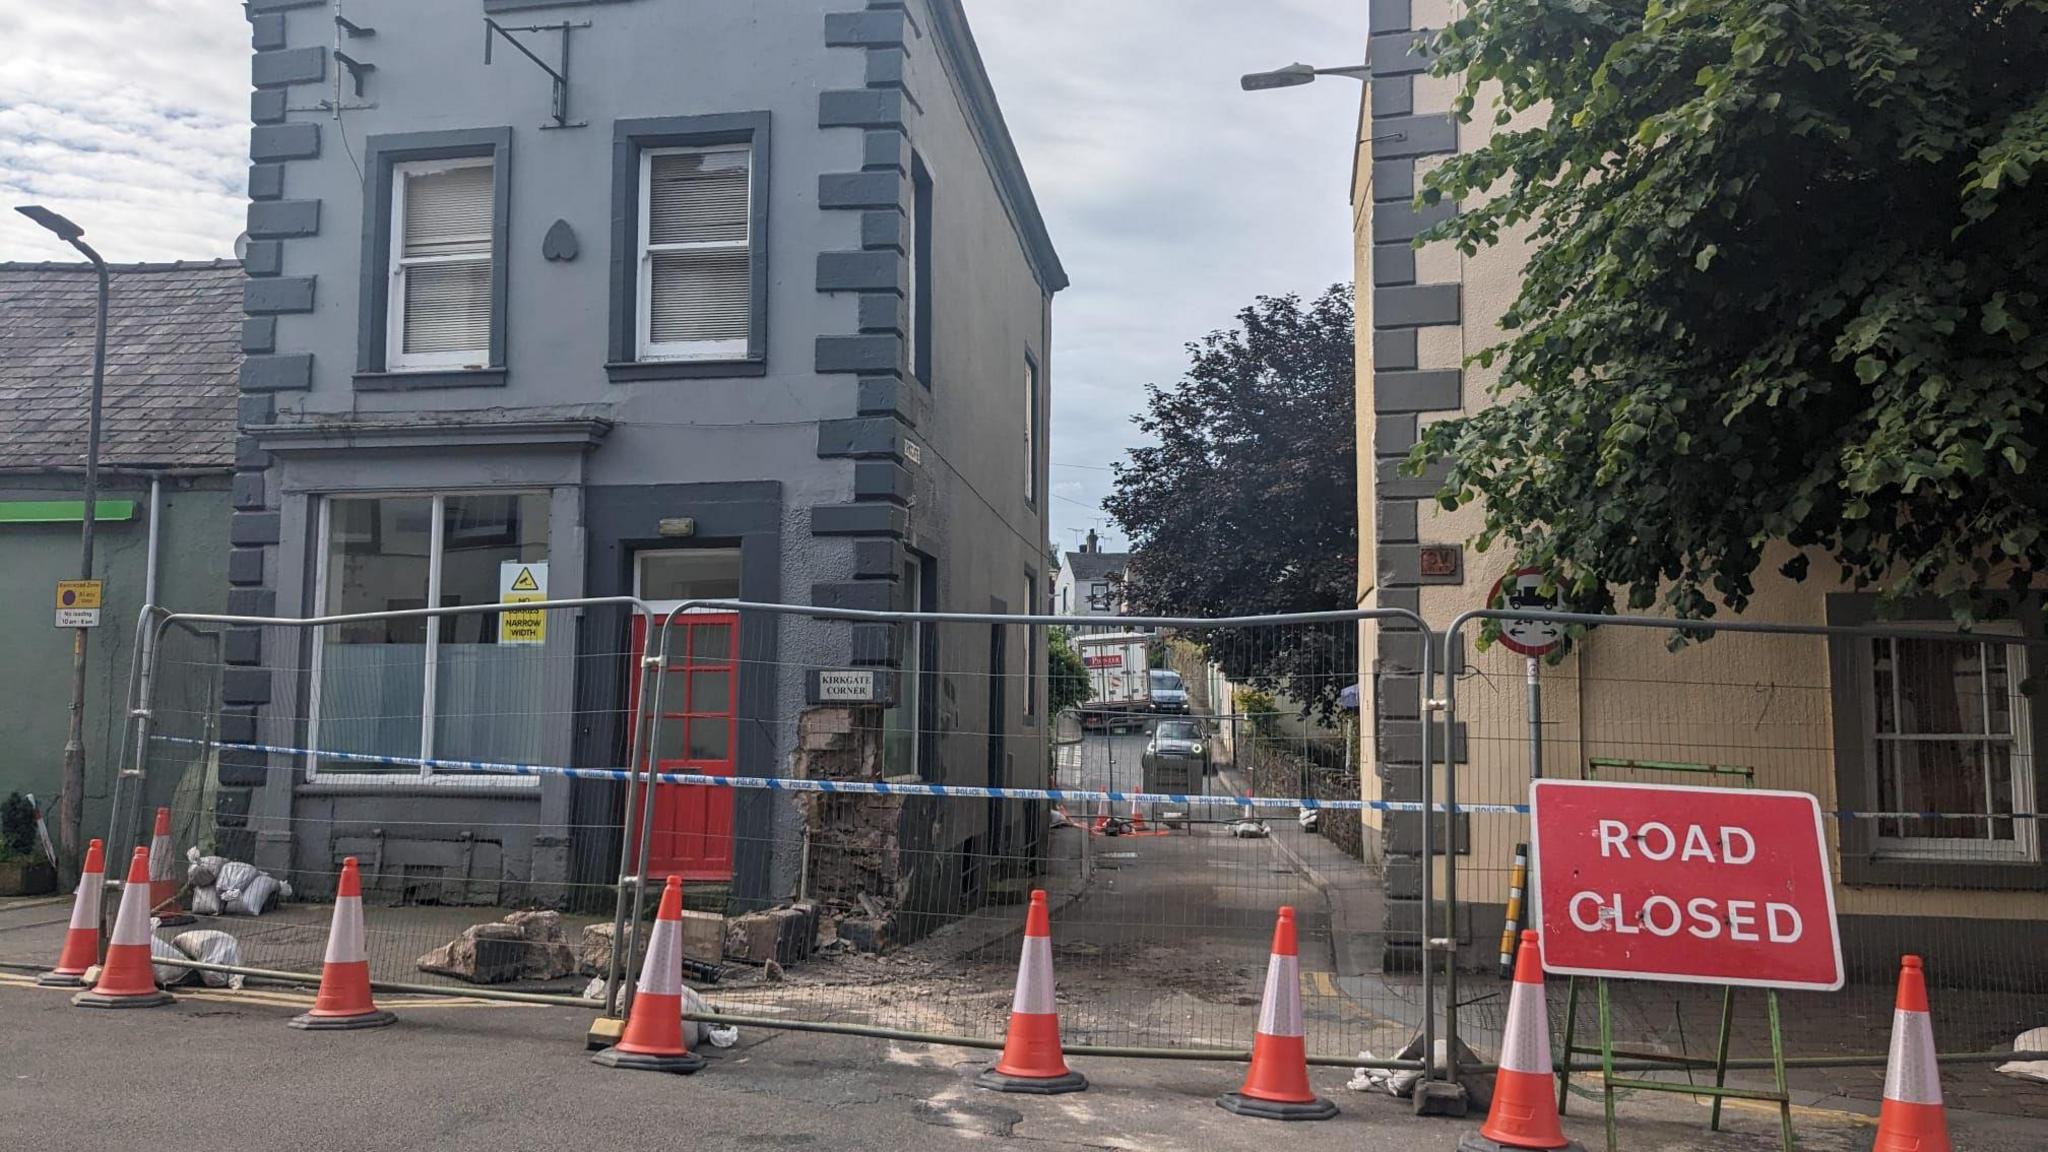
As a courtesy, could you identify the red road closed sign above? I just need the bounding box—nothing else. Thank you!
[1530,780,1843,991]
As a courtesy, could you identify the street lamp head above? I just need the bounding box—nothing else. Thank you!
[15,204,85,243]
[1241,62,1319,91]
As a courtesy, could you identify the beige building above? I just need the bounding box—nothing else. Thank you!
[1352,2,2045,983]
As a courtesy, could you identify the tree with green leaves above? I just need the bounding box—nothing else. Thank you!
[1412,0,2048,627]
[1105,286,1357,717]
[1047,627,1091,717]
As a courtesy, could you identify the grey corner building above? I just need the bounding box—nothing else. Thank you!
[227,0,1063,915]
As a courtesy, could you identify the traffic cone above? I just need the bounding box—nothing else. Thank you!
[1461,932,1580,1151]
[290,857,395,1030]
[1219,906,1337,1120]
[38,838,104,988]
[148,807,193,927]
[977,889,1087,1094]
[592,875,705,1073]
[1872,955,1950,1152]
[72,846,173,1009]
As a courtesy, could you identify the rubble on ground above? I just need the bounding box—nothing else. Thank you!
[416,909,578,984]
[724,902,818,966]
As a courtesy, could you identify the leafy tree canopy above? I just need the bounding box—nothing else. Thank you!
[1413,0,2048,626]
[1047,628,1092,717]
[1105,286,1358,717]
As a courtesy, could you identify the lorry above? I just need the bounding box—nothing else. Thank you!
[1075,632,1155,731]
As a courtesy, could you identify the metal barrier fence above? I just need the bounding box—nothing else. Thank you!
[1440,608,2048,1094]
[0,600,1440,1071]
[5,596,2038,1102]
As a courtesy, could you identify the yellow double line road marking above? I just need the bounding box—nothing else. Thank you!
[0,972,523,1010]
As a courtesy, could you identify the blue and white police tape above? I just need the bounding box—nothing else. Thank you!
[151,735,1526,814]
[151,736,2045,823]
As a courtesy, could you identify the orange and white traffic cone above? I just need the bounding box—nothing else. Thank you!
[977,889,1087,1094]
[291,857,395,1030]
[593,875,706,1073]
[38,838,105,988]
[148,807,193,927]
[1461,932,1580,1151]
[1872,955,1950,1152]
[1219,906,1337,1120]
[73,846,173,1009]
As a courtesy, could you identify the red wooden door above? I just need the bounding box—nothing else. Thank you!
[628,613,738,881]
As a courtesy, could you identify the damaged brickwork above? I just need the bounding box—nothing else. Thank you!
[793,704,905,950]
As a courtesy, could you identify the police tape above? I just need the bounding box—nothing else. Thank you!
[150,736,2046,823]
[150,735,1527,814]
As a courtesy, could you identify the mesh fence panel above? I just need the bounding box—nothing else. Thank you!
[2,604,1429,1064]
[1445,615,2048,1077]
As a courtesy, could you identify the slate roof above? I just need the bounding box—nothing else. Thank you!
[0,259,242,471]
[1064,550,1131,584]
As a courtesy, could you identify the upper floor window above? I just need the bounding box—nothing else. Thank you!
[639,145,752,361]
[357,128,511,387]
[909,154,934,386]
[609,113,771,381]
[388,157,495,371]
[1024,353,1040,506]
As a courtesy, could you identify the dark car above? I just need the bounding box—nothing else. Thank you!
[1142,719,1210,793]
[1148,668,1190,715]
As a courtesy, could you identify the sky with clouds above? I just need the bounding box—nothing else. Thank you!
[0,0,1364,557]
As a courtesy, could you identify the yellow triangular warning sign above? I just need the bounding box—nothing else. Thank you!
[509,567,540,592]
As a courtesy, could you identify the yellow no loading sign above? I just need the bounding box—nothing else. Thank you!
[55,580,103,628]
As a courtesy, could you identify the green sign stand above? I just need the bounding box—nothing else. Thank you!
[1554,758,1794,1152]
[1555,977,1794,1152]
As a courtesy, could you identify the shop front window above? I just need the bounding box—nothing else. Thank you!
[311,492,549,782]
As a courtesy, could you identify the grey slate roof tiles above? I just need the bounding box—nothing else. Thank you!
[0,259,242,471]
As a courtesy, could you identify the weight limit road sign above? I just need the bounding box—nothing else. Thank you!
[1488,567,1562,657]
[1530,779,1844,991]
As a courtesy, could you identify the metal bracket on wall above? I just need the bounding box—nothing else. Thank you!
[333,51,376,98]
[483,18,592,130]
[286,99,377,114]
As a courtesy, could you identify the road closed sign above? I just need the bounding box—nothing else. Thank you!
[1530,780,1843,991]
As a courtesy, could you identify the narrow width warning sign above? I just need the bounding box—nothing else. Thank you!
[1530,780,1843,991]
[499,562,548,646]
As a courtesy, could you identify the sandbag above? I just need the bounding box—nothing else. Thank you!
[150,933,191,987]
[230,871,281,916]
[185,846,225,889]
[214,860,258,903]
[191,886,224,917]
[171,929,245,989]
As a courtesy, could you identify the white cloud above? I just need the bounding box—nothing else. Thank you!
[0,0,247,263]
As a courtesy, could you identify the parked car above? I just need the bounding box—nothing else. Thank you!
[1147,668,1189,715]
[1142,719,1210,794]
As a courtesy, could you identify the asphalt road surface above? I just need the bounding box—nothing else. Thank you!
[10,971,2029,1152]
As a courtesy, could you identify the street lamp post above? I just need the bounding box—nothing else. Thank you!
[1238,54,1479,1116]
[17,205,109,872]
[1239,61,1372,91]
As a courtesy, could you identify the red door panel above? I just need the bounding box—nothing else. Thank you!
[627,613,738,882]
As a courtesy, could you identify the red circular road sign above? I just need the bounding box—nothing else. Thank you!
[61,590,77,606]
[1487,567,1562,657]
